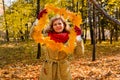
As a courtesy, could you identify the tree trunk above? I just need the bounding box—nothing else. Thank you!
[81,0,85,43]
[114,25,118,41]
[98,26,101,43]
[98,15,102,43]
[84,25,87,44]
[36,0,41,59]
[81,0,84,18]
[2,0,9,42]
[110,28,114,44]
[76,1,78,12]
[101,25,105,41]
[37,43,41,59]
[92,4,96,61]
[19,30,24,41]
[98,1,102,44]
[25,24,29,40]
[72,0,75,12]
[114,7,119,41]
[20,18,24,41]
[90,0,120,26]
[88,0,93,44]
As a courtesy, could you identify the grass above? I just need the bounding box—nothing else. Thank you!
[0,40,39,68]
[0,40,120,68]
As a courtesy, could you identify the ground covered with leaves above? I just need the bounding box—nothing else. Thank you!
[0,40,120,80]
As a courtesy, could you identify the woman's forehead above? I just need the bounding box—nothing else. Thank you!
[53,19,63,23]
[53,18,62,21]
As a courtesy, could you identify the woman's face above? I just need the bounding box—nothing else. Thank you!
[52,19,65,33]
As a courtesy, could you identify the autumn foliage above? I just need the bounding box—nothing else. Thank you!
[31,4,82,53]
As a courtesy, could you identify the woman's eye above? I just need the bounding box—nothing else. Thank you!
[53,24,57,26]
[58,23,61,25]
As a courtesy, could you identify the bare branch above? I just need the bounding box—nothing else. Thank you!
[90,0,120,25]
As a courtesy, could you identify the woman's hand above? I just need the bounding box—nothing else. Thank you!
[37,9,47,19]
[32,9,48,26]
[74,26,82,41]
[74,26,81,35]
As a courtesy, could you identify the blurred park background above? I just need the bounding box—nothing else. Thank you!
[0,0,120,80]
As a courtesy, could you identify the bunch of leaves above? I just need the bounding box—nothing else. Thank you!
[31,4,82,53]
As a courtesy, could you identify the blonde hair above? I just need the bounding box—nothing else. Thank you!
[44,16,70,33]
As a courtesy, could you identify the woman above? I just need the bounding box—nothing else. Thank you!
[30,9,84,80]
[39,16,72,80]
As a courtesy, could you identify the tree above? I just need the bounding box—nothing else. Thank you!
[4,0,36,41]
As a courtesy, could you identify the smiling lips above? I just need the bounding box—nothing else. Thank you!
[56,27,62,30]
